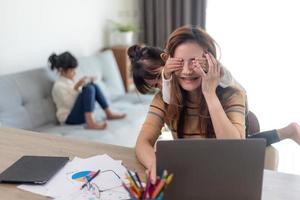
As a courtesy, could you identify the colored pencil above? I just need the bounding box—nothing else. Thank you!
[155,192,164,200]
[135,171,143,189]
[127,175,140,195]
[166,174,173,185]
[142,170,151,200]
[122,169,172,200]
[127,169,139,188]
[151,179,166,199]
[80,169,100,190]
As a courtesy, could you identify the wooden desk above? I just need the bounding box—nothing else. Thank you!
[0,127,300,200]
[0,127,144,199]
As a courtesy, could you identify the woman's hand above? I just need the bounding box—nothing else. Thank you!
[193,53,221,96]
[74,76,88,91]
[145,163,157,184]
[163,57,183,79]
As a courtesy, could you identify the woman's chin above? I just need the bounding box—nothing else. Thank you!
[181,86,199,92]
[179,80,201,92]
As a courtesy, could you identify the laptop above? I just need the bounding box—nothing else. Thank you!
[0,156,69,184]
[156,139,266,200]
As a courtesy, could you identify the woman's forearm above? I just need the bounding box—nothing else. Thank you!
[135,137,156,170]
[204,93,244,139]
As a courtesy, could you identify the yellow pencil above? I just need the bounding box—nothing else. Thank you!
[166,174,173,185]
[127,176,141,196]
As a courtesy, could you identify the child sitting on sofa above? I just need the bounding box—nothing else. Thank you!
[49,51,126,130]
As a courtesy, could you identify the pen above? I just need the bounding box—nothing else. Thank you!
[80,169,100,190]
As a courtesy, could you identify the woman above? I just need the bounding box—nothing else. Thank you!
[49,51,126,130]
[134,26,300,179]
[129,43,300,144]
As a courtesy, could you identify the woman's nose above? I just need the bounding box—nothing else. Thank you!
[182,60,193,74]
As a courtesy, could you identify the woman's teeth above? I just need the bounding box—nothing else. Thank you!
[181,77,198,80]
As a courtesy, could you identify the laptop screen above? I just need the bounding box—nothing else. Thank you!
[156,139,265,200]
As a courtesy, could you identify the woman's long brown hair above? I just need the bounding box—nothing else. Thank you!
[165,26,239,138]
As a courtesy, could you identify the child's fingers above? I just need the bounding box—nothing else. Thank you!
[167,62,183,67]
[171,58,183,61]
[168,66,182,70]
[195,64,207,78]
[192,60,206,77]
[166,64,183,69]
[192,60,201,68]
[165,61,183,71]
[167,60,183,66]
[167,58,183,63]
[195,57,206,62]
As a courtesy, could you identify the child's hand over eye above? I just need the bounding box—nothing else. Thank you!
[163,57,183,79]
[192,57,208,75]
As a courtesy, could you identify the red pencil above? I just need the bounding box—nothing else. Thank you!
[151,179,166,199]
[142,170,151,200]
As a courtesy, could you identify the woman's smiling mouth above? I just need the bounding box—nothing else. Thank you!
[179,76,200,81]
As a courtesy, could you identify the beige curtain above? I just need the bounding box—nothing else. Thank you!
[138,0,207,48]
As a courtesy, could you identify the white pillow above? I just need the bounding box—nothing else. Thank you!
[76,50,125,101]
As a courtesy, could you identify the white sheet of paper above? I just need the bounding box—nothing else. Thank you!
[18,155,130,200]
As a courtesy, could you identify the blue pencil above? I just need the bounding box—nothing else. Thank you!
[127,169,139,189]
[155,192,164,200]
[135,171,143,190]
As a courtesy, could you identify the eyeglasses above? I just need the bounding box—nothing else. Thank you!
[78,170,127,199]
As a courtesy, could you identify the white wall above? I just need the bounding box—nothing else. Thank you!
[207,0,300,175]
[0,0,138,75]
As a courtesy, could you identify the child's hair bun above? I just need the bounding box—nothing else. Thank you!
[48,53,58,70]
[127,44,142,62]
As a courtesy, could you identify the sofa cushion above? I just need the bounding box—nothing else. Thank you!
[36,95,153,147]
[76,50,125,102]
[0,68,57,129]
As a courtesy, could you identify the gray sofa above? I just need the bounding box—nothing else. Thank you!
[0,50,153,147]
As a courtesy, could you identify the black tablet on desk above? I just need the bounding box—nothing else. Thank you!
[0,156,69,184]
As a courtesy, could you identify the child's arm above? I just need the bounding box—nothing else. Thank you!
[74,77,88,91]
[162,68,171,104]
[219,64,246,92]
[219,64,235,88]
[161,56,183,104]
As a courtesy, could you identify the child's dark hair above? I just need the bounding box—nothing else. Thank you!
[48,51,78,71]
[127,45,165,94]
